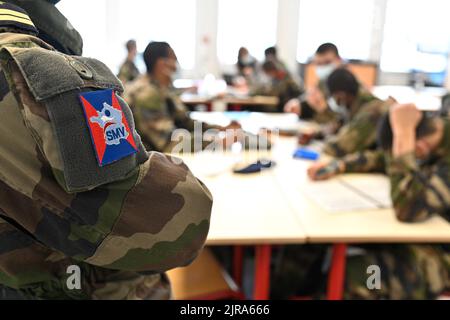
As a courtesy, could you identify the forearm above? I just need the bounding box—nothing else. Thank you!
[387,152,450,222]
[340,150,386,174]
[392,129,416,157]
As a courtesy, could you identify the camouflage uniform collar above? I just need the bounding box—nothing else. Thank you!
[147,74,175,92]
[349,88,378,117]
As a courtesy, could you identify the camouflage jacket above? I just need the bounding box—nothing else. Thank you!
[117,60,140,84]
[124,74,220,153]
[387,118,450,223]
[322,95,394,157]
[299,79,338,124]
[0,32,213,299]
[250,73,303,112]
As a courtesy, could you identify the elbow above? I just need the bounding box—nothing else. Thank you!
[394,205,430,223]
[85,155,213,272]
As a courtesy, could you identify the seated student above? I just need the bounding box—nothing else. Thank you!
[341,104,450,299]
[274,104,450,300]
[321,68,393,155]
[250,60,303,112]
[118,39,140,84]
[284,43,343,123]
[236,47,259,85]
[264,46,288,72]
[125,41,241,152]
[379,103,450,222]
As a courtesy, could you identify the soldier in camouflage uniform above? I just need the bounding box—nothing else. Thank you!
[284,43,343,124]
[250,60,303,113]
[117,39,140,84]
[0,0,213,300]
[320,68,385,156]
[125,41,251,153]
[302,104,450,299]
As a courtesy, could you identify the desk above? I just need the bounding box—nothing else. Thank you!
[272,137,450,299]
[181,93,279,111]
[180,151,307,299]
[175,113,450,300]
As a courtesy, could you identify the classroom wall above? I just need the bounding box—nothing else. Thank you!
[58,0,446,87]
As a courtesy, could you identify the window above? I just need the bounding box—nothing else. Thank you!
[217,0,278,65]
[56,0,108,59]
[297,0,375,63]
[380,0,450,75]
[57,0,197,72]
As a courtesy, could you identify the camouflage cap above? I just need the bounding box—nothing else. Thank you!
[5,0,82,55]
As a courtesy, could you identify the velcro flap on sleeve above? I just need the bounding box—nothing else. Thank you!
[3,46,124,100]
[2,46,148,193]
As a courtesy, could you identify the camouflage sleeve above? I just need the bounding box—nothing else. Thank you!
[323,106,380,157]
[387,152,450,222]
[340,149,386,173]
[0,40,213,273]
[117,63,130,83]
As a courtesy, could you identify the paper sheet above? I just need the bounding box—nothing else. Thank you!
[301,179,380,213]
[338,175,393,208]
[301,175,393,213]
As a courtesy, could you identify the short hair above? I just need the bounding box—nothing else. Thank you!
[126,39,136,52]
[316,43,340,57]
[143,41,171,74]
[326,68,359,96]
[377,112,437,151]
[265,46,277,57]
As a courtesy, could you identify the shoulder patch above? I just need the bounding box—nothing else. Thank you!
[80,89,138,166]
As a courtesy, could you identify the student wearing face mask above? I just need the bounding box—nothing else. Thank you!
[250,60,303,112]
[310,105,450,299]
[274,104,450,300]
[236,47,258,83]
[284,43,344,123]
[125,41,243,152]
[321,68,392,154]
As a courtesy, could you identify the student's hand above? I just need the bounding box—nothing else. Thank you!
[307,161,343,181]
[390,103,422,136]
[306,87,327,113]
[284,98,301,115]
[390,103,422,157]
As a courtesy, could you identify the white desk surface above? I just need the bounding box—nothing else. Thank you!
[176,113,450,245]
[181,151,307,245]
[272,138,450,243]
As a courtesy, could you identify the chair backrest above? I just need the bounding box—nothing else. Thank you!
[302,62,378,90]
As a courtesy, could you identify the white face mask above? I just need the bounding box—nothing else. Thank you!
[315,63,336,80]
[328,97,349,121]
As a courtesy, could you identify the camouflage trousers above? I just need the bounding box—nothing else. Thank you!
[0,285,37,300]
[0,264,172,300]
[271,244,450,300]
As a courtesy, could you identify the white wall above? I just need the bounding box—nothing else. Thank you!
[58,0,420,86]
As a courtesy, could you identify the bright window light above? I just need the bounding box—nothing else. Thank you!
[380,0,450,73]
[217,0,278,65]
[57,0,196,72]
[297,0,375,63]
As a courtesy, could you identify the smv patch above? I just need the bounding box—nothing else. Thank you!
[79,89,137,166]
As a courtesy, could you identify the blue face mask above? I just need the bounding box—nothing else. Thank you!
[315,63,336,80]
